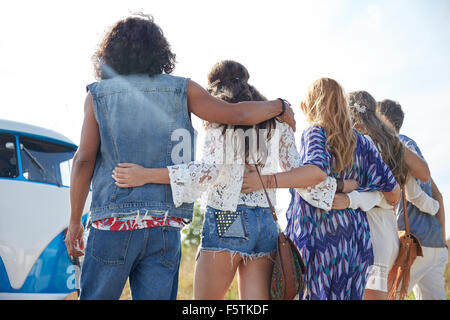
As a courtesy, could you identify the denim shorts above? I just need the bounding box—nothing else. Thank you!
[199,205,278,260]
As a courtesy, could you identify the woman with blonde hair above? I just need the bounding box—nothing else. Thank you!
[330,90,438,300]
[111,62,350,299]
[241,78,401,300]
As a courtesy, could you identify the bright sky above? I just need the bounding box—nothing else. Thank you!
[1,0,449,238]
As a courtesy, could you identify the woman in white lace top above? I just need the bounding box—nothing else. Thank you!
[111,61,354,300]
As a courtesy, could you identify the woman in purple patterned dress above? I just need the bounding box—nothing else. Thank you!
[241,78,401,300]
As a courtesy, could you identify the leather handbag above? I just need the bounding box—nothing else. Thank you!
[253,165,306,300]
[387,185,423,300]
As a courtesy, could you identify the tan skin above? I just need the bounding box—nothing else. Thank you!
[333,122,433,301]
[378,114,431,183]
[111,153,360,301]
[241,155,401,205]
[380,114,446,240]
[238,110,403,301]
[241,102,402,203]
[230,112,435,301]
[65,79,296,300]
[111,143,349,299]
[65,79,296,257]
[193,250,275,300]
[331,123,431,211]
[110,165,353,300]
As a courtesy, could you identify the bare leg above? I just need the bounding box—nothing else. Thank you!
[364,289,388,300]
[193,250,242,300]
[237,254,274,300]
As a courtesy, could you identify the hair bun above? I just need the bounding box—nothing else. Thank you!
[207,60,250,87]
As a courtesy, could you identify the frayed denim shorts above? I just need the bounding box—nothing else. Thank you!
[199,205,278,261]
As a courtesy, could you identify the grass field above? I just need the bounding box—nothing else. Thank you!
[120,245,239,300]
[120,240,450,300]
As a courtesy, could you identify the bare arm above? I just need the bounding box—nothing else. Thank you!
[332,191,385,211]
[113,127,222,188]
[113,165,170,187]
[382,184,401,206]
[113,127,226,208]
[187,80,296,130]
[431,178,446,241]
[241,164,327,193]
[271,165,327,188]
[66,93,100,257]
[404,146,431,183]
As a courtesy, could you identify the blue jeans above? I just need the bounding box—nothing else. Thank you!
[79,226,181,300]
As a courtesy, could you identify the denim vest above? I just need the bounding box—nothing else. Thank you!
[87,74,195,222]
[396,134,446,248]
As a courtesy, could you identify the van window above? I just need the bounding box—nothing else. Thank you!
[0,133,18,178]
[19,136,75,186]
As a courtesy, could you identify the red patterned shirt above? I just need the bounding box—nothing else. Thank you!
[92,215,185,231]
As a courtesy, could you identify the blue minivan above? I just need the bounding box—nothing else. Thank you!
[0,119,91,299]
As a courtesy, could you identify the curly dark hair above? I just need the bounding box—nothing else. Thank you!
[92,13,176,80]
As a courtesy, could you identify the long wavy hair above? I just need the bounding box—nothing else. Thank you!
[301,78,356,174]
[347,91,408,186]
[206,60,277,165]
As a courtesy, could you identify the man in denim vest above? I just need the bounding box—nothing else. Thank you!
[378,99,448,300]
[64,14,295,300]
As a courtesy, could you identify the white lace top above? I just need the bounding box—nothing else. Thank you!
[167,121,337,211]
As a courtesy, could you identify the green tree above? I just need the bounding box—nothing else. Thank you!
[181,201,204,247]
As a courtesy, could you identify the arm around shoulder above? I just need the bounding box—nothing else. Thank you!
[187,80,292,127]
[382,184,401,207]
[404,145,431,183]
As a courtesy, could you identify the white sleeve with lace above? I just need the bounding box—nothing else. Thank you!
[295,177,338,211]
[277,121,337,211]
[167,161,222,207]
[167,125,224,208]
[347,190,390,211]
[278,121,301,172]
[405,174,439,215]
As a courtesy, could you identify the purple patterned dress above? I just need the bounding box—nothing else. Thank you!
[285,126,398,300]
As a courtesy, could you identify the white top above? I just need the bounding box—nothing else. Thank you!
[344,135,439,215]
[167,121,337,211]
[347,174,439,215]
[293,134,439,215]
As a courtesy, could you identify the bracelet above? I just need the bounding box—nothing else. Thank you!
[273,174,278,188]
[277,98,287,117]
[265,174,276,189]
[336,178,344,193]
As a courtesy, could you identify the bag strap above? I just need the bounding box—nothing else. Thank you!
[401,185,410,236]
[253,164,278,222]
